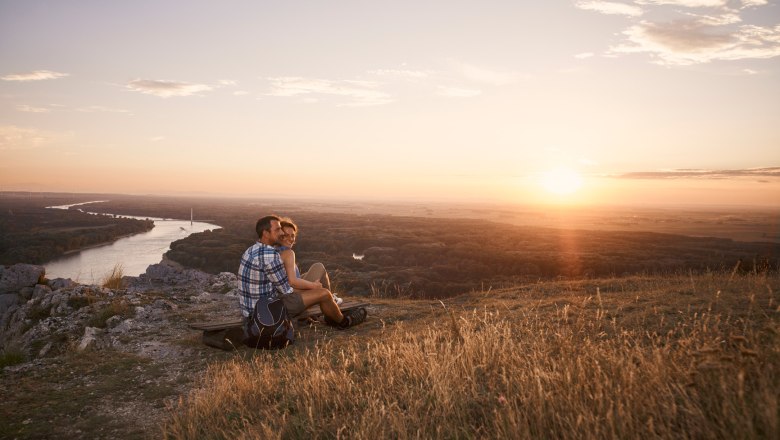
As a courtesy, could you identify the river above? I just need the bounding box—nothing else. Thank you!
[43,202,221,284]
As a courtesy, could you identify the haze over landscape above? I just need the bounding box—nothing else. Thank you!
[1,0,778,206]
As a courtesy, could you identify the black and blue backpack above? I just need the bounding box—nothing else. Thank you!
[245,296,295,349]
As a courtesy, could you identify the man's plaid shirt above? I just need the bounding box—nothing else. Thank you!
[237,241,294,318]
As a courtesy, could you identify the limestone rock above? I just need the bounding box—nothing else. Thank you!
[48,278,76,290]
[19,287,34,301]
[77,326,103,351]
[0,264,45,294]
[32,284,53,302]
[0,293,20,316]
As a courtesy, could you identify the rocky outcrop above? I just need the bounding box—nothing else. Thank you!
[138,262,212,286]
[0,263,45,294]
[0,261,240,364]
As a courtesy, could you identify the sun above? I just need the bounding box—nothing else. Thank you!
[539,166,583,195]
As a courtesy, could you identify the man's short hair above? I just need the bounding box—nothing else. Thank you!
[256,215,281,238]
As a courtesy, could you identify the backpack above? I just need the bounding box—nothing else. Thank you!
[245,296,295,349]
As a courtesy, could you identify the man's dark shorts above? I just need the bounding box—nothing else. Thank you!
[281,291,305,317]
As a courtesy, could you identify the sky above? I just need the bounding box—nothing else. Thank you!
[1,0,779,207]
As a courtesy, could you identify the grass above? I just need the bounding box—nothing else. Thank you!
[88,298,134,328]
[0,350,172,439]
[101,263,124,289]
[162,271,779,439]
[0,346,26,369]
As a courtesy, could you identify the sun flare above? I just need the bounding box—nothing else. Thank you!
[540,167,583,195]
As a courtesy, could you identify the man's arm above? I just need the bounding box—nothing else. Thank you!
[266,254,294,296]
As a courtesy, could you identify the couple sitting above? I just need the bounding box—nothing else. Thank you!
[276,217,343,306]
[237,215,365,330]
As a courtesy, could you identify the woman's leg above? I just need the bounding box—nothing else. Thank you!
[298,288,342,322]
[301,262,331,291]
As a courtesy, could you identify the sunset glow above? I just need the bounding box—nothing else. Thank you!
[1,1,778,206]
[540,167,584,196]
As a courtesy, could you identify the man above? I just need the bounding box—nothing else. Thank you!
[237,215,363,331]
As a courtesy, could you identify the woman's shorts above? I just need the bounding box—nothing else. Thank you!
[281,291,306,317]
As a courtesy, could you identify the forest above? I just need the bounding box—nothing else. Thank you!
[0,194,154,265]
[2,193,776,298]
[75,195,779,299]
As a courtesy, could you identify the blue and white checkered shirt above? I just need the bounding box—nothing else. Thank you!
[237,242,294,318]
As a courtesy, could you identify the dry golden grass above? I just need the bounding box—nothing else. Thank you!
[101,263,124,289]
[163,272,779,439]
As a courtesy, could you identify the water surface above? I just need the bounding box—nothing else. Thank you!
[44,202,220,284]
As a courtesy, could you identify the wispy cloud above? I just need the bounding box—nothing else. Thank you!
[437,86,482,98]
[266,77,394,106]
[613,20,780,65]
[0,125,51,150]
[16,105,51,113]
[617,167,780,179]
[636,0,727,6]
[368,68,431,79]
[577,0,780,65]
[575,52,596,59]
[126,79,213,98]
[1,70,69,81]
[75,105,132,114]
[575,1,644,17]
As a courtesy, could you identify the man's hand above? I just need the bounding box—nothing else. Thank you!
[311,281,323,289]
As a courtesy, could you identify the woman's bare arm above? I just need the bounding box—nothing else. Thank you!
[280,249,321,290]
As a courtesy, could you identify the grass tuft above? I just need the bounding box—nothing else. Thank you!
[101,263,124,289]
[88,299,134,328]
[0,346,27,369]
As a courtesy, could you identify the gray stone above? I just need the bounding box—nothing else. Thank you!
[19,287,34,301]
[152,299,178,310]
[105,315,123,328]
[190,292,213,303]
[141,262,211,286]
[0,264,45,294]
[77,327,103,351]
[32,284,52,301]
[48,278,76,290]
[38,342,53,357]
[0,293,20,315]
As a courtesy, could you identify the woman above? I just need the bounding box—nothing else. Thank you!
[278,218,343,305]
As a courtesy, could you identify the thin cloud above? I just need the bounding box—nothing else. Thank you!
[0,125,50,150]
[76,105,131,114]
[575,1,644,17]
[266,77,394,106]
[613,20,780,65]
[16,105,50,113]
[126,79,213,98]
[578,0,780,65]
[637,0,727,6]
[436,86,482,98]
[368,68,431,79]
[575,52,596,59]
[1,70,69,81]
[740,0,768,7]
[617,167,780,179]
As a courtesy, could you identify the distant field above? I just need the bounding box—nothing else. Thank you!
[53,193,779,299]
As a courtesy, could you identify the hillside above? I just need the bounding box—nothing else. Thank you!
[1,263,777,439]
